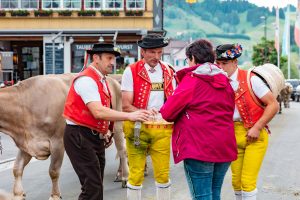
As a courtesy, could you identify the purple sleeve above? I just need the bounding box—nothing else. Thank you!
[160,75,195,122]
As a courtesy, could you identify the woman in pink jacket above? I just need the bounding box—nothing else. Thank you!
[160,39,237,200]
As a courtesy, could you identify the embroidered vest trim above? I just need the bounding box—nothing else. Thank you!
[235,69,264,128]
[130,60,174,109]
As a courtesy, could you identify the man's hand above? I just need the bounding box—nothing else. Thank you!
[246,126,260,143]
[128,110,151,122]
[148,108,159,116]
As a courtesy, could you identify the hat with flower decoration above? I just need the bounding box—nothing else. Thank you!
[215,44,243,60]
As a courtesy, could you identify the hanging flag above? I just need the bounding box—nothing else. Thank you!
[275,6,280,52]
[282,5,290,56]
[295,0,300,47]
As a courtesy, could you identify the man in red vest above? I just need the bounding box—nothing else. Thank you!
[216,44,279,200]
[63,43,150,200]
[121,34,176,200]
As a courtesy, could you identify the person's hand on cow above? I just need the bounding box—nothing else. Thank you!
[104,132,114,148]
[128,110,151,122]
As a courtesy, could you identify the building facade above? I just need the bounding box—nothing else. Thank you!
[0,0,164,81]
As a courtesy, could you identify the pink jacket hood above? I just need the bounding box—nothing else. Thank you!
[176,62,229,89]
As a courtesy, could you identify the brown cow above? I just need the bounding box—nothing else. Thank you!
[0,73,128,200]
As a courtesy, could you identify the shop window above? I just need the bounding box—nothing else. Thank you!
[1,0,18,9]
[42,0,60,9]
[85,0,101,9]
[71,43,93,73]
[63,0,80,9]
[104,0,122,9]
[126,0,144,10]
[21,0,38,8]
[21,47,40,79]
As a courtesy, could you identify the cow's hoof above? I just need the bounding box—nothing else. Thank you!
[122,180,127,188]
[114,171,122,182]
[49,194,62,200]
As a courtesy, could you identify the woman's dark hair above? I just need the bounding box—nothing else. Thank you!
[185,39,215,64]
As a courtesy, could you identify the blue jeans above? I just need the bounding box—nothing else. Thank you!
[184,159,231,200]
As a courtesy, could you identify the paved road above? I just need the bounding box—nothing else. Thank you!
[0,102,300,200]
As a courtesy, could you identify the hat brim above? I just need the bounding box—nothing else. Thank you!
[137,41,169,49]
[216,54,241,60]
[87,50,121,56]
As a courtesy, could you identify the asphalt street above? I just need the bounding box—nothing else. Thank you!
[0,102,300,200]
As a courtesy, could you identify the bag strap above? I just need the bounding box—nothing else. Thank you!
[246,68,265,109]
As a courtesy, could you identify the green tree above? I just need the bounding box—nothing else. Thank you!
[252,38,299,78]
[252,38,278,66]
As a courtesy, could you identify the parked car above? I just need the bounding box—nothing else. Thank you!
[296,85,300,102]
[286,79,300,101]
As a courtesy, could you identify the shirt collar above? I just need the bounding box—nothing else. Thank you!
[89,65,105,80]
[230,68,238,81]
[144,62,161,71]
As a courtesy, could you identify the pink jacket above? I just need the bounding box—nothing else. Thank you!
[160,63,237,164]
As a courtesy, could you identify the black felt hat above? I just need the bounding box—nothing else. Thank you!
[137,34,169,49]
[87,43,121,56]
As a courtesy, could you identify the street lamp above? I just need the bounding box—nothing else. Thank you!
[260,16,267,40]
[260,16,267,63]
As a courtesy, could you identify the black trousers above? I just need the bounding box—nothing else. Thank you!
[64,125,105,200]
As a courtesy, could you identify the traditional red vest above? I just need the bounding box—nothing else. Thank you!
[235,69,264,128]
[130,60,174,109]
[63,67,111,134]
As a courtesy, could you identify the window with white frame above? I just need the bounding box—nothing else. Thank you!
[104,0,122,9]
[126,0,144,9]
[21,0,38,8]
[42,0,60,8]
[1,0,18,9]
[64,0,80,9]
[84,0,101,9]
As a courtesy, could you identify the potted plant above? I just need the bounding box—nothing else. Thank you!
[125,10,134,16]
[10,10,30,17]
[0,10,6,17]
[57,10,72,16]
[125,10,143,16]
[100,10,119,16]
[78,10,96,16]
[34,10,53,17]
[134,10,143,16]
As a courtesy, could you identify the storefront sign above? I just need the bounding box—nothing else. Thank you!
[71,43,138,73]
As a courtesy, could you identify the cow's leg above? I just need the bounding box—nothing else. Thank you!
[113,121,128,188]
[48,139,64,200]
[114,159,122,182]
[13,150,32,200]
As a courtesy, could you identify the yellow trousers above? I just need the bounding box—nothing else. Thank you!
[231,122,268,192]
[123,121,173,187]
